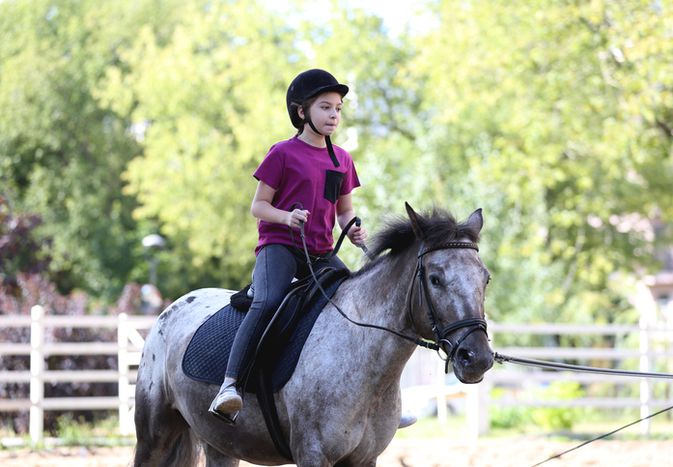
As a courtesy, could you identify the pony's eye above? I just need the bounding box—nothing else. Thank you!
[429,275,442,287]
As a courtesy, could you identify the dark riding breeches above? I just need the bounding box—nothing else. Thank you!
[224,244,346,381]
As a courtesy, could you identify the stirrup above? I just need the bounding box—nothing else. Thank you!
[209,381,242,424]
[209,407,239,425]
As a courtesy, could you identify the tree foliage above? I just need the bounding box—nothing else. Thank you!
[1,0,671,325]
[98,1,299,290]
[0,0,187,298]
[407,0,673,323]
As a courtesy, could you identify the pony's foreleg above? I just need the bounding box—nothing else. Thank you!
[204,444,240,467]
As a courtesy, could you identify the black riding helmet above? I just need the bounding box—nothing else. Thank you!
[286,69,349,129]
[286,69,349,167]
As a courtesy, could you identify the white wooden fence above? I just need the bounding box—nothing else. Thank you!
[484,322,673,434]
[401,322,673,438]
[2,308,672,444]
[0,306,155,444]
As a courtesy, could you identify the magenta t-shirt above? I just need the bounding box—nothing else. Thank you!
[253,136,360,255]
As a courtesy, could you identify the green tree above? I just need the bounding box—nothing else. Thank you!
[98,1,421,288]
[408,0,673,323]
[98,1,302,292]
[3,0,671,320]
[0,0,186,299]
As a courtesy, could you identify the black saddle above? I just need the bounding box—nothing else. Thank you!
[182,267,350,460]
[182,266,349,391]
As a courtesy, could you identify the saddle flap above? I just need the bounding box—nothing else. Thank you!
[181,267,350,392]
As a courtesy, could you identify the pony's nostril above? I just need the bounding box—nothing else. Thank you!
[456,347,474,366]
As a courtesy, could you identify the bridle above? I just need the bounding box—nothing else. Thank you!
[407,241,489,372]
[299,219,489,372]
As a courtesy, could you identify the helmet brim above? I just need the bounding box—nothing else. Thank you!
[307,83,349,99]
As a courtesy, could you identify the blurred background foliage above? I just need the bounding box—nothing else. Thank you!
[1,0,672,324]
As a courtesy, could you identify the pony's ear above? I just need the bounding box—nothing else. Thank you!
[465,208,484,234]
[405,202,425,239]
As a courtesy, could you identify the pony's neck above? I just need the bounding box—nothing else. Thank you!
[300,247,422,402]
[344,248,420,373]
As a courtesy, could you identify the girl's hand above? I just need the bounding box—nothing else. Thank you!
[286,209,310,229]
[347,225,368,246]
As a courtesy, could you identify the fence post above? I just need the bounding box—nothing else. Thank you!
[436,358,447,425]
[29,305,45,446]
[118,313,133,436]
[639,316,651,436]
[466,378,489,441]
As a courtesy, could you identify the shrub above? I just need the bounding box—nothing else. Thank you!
[530,381,585,431]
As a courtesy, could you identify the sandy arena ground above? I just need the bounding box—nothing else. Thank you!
[1,437,672,466]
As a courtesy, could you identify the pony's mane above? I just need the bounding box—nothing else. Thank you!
[368,208,480,259]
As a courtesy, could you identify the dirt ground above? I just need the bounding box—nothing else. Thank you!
[1,437,671,466]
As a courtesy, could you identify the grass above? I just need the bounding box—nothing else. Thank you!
[394,415,467,440]
[394,413,673,442]
[3,411,672,451]
[55,415,134,447]
[1,416,134,450]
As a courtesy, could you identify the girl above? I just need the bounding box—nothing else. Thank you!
[209,69,367,420]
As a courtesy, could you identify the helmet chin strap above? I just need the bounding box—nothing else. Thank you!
[306,117,340,168]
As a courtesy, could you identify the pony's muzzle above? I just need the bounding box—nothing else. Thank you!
[451,332,494,384]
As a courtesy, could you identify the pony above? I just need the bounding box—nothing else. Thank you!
[133,203,494,466]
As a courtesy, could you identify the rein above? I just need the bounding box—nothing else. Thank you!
[494,352,673,379]
[299,219,486,368]
[494,354,673,466]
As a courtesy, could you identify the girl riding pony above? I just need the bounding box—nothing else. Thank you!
[209,69,367,421]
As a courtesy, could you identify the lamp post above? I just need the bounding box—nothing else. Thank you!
[142,234,165,285]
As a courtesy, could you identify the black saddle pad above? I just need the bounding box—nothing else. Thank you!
[182,269,348,392]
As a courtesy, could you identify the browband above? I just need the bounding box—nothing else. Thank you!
[418,242,479,257]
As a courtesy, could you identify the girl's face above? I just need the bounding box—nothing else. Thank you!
[299,92,343,136]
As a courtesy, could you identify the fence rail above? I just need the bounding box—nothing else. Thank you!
[0,306,155,444]
[400,321,673,438]
[2,308,672,444]
[477,322,673,436]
